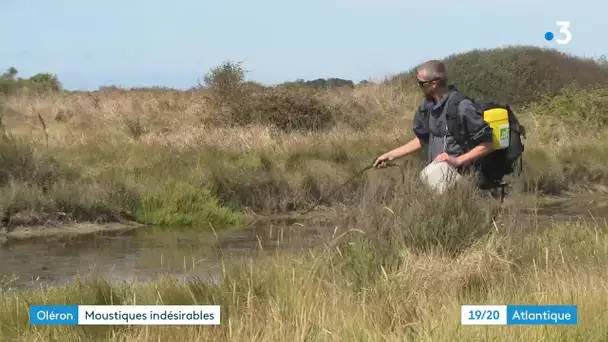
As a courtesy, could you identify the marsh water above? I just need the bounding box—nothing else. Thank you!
[0,218,334,289]
[1,194,607,290]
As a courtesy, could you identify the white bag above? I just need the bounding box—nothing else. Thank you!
[420,161,462,194]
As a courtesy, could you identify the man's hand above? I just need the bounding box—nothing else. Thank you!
[372,138,423,169]
[373,153,393,168]
[432,152,462,167]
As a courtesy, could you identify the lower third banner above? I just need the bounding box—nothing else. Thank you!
[461,304,577,325]
[30,305,221,325]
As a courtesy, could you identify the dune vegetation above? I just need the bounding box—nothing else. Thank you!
[1,45,608,341]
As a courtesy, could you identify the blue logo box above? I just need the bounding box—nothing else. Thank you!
[506,305,577,325]
[30,305,79,325]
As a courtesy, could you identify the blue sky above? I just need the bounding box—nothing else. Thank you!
[1,0,606,90]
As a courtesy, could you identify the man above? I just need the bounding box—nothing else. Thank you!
[373,60,494,187]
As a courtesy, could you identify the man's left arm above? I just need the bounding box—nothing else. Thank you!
[456,100,494,166]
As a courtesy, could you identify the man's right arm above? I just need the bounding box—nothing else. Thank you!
[380,136,423,161]
[374,107,428,165]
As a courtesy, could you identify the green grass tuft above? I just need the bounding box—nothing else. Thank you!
[137,182,246,229]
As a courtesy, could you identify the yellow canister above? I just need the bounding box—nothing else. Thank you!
[483,108,510,150]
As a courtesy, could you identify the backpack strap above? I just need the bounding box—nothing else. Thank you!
[444,91,469,151]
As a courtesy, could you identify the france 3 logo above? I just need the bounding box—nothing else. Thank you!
[544,21,571,45]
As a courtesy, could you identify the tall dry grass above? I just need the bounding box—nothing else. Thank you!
[1,180,607,341]
[0,80,606,231]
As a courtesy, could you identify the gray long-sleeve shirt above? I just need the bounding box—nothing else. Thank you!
[412,87,493,166]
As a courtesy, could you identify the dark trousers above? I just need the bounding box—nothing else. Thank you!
[457,164,507,200]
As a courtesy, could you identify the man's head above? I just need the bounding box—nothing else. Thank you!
[416,60,448,101]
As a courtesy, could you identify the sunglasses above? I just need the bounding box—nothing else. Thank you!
[417,78,440,87]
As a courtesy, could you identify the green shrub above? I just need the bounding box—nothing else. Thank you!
[49,178,140,223]
[205,151,296,212]
[222,86,337,132]
[337,233,399,288]
[0,67,62,95]
[137,182,246,229]
[334,181,498,289]
[201,60,247,101]
[530,85,608,126]
[392,46,608,105]
[0,133,76,188]
[395,184,496,255]
[201,61,338,132]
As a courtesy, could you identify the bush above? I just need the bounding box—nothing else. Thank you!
[0,132,75,188]
[220,85,337,132]
[0,136,140,228]
[137,182,246,229]
[0,68,62,95]
[392,46,608,105]
[201,61,337,131]
[334,180,498,289]
[530,84,608,127]
[28,73,63,92]
[201,60,247,101]
[205,151,296,212]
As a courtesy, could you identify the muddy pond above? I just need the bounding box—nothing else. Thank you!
[0,218,335,289]
[1,194,607,290]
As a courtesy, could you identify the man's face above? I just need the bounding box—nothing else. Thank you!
[416,70,437,101]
